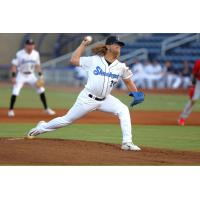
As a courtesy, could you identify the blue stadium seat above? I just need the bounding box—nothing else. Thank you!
[122,33,200,69]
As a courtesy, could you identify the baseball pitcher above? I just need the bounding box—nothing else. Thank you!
[27,36,144,151]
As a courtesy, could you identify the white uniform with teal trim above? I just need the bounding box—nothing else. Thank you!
[35,55,134,143]
[80,55,132,98]
[11,49,45,96]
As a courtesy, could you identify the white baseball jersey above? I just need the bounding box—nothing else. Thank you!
[12,49,40,74]
[79,55,133,98]
[11,49,44,96]
[30,56,135,144]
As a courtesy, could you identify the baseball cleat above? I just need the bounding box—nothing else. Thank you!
[8,110,15,117]
[45,108,56,115]
[27,128,38,139]
[178,118,185,126]
[26,134,35,139]
[27,121,45,138]
[121,142,141,151]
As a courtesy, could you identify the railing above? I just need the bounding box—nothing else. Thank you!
[161,33,200,56]
[120,48,148,66]
[42,33,137,69]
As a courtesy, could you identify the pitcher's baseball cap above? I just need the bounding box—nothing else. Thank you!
[25,38,35,45]
[105,36,125,47]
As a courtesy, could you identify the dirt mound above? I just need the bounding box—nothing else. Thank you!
[0,137,199,165]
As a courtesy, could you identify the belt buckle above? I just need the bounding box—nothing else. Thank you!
[91,95,96,100]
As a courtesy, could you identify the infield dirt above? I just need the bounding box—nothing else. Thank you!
[0,108,200,125]
[1,108,199,165]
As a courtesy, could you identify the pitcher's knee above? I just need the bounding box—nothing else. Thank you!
[118,104,130,116]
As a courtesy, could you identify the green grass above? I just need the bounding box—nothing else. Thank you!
[1,85,200,111]
[117,93,200,111]
[1,85,199,153]
[0,123,199,152]
[1,85,76,109]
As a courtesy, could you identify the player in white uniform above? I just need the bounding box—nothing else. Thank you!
[8,39,55,117]
[27,36,144,151]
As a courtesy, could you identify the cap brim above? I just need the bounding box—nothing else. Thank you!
[26,42,35,45]
[115,41,125,47]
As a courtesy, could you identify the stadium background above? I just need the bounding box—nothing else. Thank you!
[0,33,200,165]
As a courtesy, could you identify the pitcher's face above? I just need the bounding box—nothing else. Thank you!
[107,43,121,59]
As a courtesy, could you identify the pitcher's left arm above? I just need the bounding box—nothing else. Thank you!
[123,78,144,107]
[123,78,138,92]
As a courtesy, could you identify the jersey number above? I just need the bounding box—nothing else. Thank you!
[110,80,117,87]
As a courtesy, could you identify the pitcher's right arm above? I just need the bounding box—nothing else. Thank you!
[70,38,92,66]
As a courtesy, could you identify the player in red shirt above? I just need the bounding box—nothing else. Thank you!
[178,60,200,125]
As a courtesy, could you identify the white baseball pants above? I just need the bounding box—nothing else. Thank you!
[36,89,133,143]
[12,73,45,96]
[166,74,182,89]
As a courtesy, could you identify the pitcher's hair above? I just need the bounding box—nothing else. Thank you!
[91,44,107,56]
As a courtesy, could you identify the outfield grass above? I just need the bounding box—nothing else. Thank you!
[0,123,199,151]
[1,85,200,111]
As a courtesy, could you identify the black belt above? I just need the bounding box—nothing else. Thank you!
[23,72,32,75]
[88,94,105,101]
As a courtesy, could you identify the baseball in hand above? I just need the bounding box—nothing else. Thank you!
[85,36,93,42]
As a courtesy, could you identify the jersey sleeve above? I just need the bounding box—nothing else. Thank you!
[79,56,93,70]
[122,65,133,79]
[11,53,19,66]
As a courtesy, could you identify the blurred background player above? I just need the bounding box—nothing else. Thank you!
[131,58,145,88]
[180,61,192,89]
[163,60,182,89]
[120,58,145,89]
[178,59,200,125]
[144,59,165,89]
[8,39,56,117]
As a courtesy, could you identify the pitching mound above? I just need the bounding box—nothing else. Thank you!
[0,137,200,165]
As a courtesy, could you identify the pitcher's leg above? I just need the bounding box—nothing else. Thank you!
[29,99,98,136]
[98,95,132,143]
